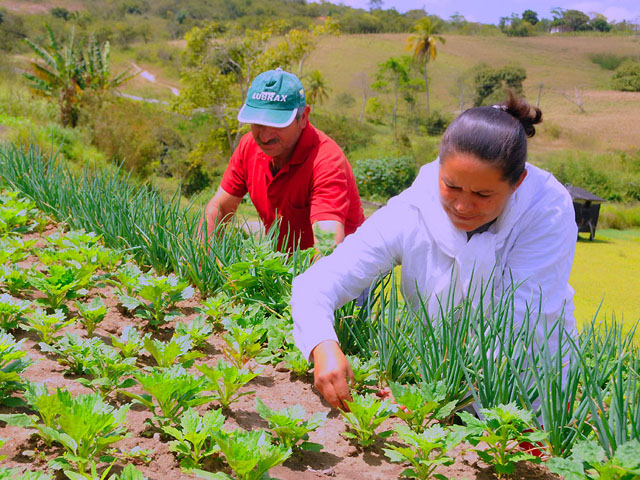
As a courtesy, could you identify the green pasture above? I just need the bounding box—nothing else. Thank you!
[571,228,640,328]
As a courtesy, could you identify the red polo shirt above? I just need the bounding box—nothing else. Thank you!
[220,123,365,251]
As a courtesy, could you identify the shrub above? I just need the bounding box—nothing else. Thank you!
[420,110,451,136]
[311,112,374,154]
[588,52,629,71]
[612,60,640,92]
[354,156,417,199]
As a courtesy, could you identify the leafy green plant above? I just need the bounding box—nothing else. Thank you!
[0,264,32,296]
[347,354,380,393]
[44,391,129,476]
[194,429,292,480]
[111,263,143,296]
[340,393,397,448]
[75,344,138,397]
[221,321,266,369]
[281,349,311,377]
[0,236,36,263]
[198,295,228,329]
[162,407,225,470]
[110,325,145,358]
[74,297,108,336]
[39,334,102,375]
[143,335,203,368]
[25,309,75,344]
[388,381,457,433]
[383,424,464,480]
[118,273,194,327]
[255,397,326,452]
[175,315,214,349]
[0,331,32,406]
[0,467,51,479]
[122,365,212,429]
[0,190,42,234]
[548,439,640,480]
[197,360,259,410]
[28,264,96,310]
[1,388,129,475]
[458,403,546,477]
[0,293,32,330]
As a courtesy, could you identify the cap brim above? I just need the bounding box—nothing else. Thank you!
[237,104,298,127]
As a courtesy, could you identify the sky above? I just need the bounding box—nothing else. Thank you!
[309,0,640,24]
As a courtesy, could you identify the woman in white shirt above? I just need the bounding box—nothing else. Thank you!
[291,94,578,410]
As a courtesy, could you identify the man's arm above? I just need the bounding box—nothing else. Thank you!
[313,220,345,245]
[200,187,243,240]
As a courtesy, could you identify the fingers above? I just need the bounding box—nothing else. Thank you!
[311,340,353,410]
[315,370,352,410]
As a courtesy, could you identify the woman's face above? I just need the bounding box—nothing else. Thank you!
[438,152,526,232]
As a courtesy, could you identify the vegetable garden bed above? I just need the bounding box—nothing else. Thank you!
[1,145,639,480]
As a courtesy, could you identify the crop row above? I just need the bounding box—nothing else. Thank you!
[1,144,640,479]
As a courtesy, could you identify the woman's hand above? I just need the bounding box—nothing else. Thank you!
[311,340,354,410]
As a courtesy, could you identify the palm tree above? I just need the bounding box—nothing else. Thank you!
[305,70,330,106]
[23,25,136,127]
[23,25,85,127]
[406,17,445,114]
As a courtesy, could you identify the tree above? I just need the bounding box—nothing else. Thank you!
[499,14,533,37]
[552,9,592,31]
[372,56,411,131]
[472,62,526,106]
[368,0,383,11]
[351,71,372,124]
[174,21,335,153]
[591,15,612,32]
[522,9,539,25]
[406,17,445,114]
[304,70,330,105]
[23,25,135,127]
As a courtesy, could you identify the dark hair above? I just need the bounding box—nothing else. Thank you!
[438,92,542,185]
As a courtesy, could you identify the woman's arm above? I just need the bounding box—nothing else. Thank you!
[291,202,411,408]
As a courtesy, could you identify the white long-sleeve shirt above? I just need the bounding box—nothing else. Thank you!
[291,159,578,360]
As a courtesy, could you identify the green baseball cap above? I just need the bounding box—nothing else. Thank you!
[237,68,306,127]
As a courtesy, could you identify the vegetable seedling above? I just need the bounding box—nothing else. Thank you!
[143,335,203,368]
[162,407,225,470]
[340,393,397,448]
[0,293,32,330]
[74,297,108,337]
[110,325,145,358]
[25,309,75,344]
[548,439,640,480]
[458,403,547,478]
[256,397,326,451]
[388,380,457,433]
[0,331,32,406]
[175,315,214,349]
[194,429,292,480]
[118,273,194,328]
[347,354,380,393]
[122,365,213,429]
[221,322,266,369]
[281,349,311,377]
[197,359,259,410]
[39,334,102,375]
[28,263,96,310]
[0,265,32,297]
[383,424,464,480]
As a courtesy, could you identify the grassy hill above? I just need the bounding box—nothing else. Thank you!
[306,33,640,155]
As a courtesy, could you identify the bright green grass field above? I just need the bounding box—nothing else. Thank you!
[571,229,640,328]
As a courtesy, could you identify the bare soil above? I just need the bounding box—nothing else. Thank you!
[0,224,560,480]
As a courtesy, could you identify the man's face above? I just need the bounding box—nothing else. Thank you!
[250,106,310,164]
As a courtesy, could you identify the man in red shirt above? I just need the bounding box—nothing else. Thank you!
[202,68,365,251]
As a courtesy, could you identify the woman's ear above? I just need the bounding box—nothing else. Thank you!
[512,168,528,192]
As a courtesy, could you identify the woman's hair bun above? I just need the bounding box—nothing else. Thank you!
[498,90,542,137]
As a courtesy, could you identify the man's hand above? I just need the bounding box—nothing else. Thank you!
[311,340,354,410]
[200,187,243,242]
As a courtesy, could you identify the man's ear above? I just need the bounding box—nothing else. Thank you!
[300,105,311,127]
